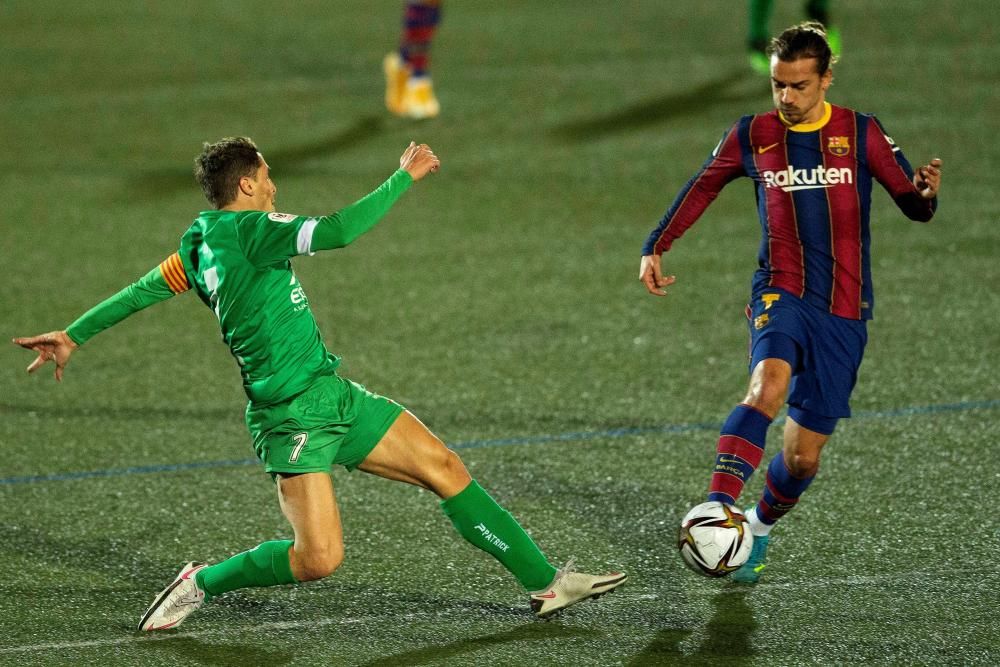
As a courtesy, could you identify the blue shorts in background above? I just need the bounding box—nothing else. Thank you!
[747,288,868,422]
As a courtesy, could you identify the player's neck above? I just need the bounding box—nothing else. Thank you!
[220,195,267,213]
[779,101,832,131]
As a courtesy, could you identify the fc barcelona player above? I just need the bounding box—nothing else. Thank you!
[384,0,442,119]
[639,22,942,582]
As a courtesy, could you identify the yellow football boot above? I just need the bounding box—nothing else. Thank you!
[399,76,440,119]
[383,52,409,116]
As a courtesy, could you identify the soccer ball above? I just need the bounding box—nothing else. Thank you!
[678,501,754,577]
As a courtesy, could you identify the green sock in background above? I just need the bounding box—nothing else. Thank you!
[748,0,775,49]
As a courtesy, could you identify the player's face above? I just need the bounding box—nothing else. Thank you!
[770,57,832,125]
[249,154,278,212]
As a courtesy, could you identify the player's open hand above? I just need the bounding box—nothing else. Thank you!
[399,141,440,181]
[914,158,942,199]
[639,254,676,297]
[12,330,77,382]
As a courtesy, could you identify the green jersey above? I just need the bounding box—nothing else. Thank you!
[179,169,412,406]
[178,208,335,406]
[67,169,413,407]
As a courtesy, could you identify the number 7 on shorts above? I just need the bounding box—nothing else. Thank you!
[289,432,308,463]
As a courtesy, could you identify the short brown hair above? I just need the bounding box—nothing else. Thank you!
[768,21,837,75]
[194,137,261,208]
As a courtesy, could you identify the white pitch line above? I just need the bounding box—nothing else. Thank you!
[1,569,984,655]
[0,613,403,654]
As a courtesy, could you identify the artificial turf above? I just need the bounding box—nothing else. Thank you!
[1,1,998,664]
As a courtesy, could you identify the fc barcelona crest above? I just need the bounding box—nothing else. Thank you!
[828,136,851,157]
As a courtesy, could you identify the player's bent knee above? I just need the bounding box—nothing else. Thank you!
[786,453,820,478]
[421,445,472,497]
[414,435,463,475]
[294,546,344,581]
[744,387,786,419]
[440,447,466,474]
[746,360,792,417]
[296,556,342,582]
[745,380,789,418]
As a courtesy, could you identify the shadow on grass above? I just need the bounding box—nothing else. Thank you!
[550,69,760,142]
[697,588,757,659]
[629,588,756,664]
[1,524,162,587]
[358,621,594,667]
[482,470,757,664]
[134,636,296,667]
[266,114,386,173]
[127,114,386,200]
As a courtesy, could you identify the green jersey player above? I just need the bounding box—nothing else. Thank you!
[14,138,626,630]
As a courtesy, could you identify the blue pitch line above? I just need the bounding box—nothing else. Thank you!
[0,459,258,486]
[2,398,997,487]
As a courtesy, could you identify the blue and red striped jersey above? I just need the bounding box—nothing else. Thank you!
[642,102,936,320]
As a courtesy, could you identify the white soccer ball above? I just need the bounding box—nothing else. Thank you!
[678,501,754,577]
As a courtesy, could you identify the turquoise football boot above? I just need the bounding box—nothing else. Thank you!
[732,534,769,583]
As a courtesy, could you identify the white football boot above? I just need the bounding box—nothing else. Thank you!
[529,560,627,619]
[138,562,208,631]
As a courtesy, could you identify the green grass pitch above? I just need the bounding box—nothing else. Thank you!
[1,1,998,665]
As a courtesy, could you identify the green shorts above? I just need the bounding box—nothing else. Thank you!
[245,374,404,478]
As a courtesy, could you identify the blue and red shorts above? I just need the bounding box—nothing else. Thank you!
[746,288,868,434]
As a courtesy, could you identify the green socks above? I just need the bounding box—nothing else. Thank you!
[441,480,557,592]
[195,539,298,600]
[748,0,774,49]
[192,482,557,600]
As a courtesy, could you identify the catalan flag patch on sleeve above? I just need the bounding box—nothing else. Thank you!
[159,252,191,294]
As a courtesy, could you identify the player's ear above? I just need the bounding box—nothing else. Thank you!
[821,68,833,91]
[238,175,254,197]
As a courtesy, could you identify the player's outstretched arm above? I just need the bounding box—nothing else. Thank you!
[914,158,942,199]
[399,141,440,181]
[11,256,188,381]
[639,254,677,297]
[303,142,441,253]
[12,331,77,382]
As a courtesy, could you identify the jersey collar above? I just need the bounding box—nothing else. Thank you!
[779,101,832,132]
